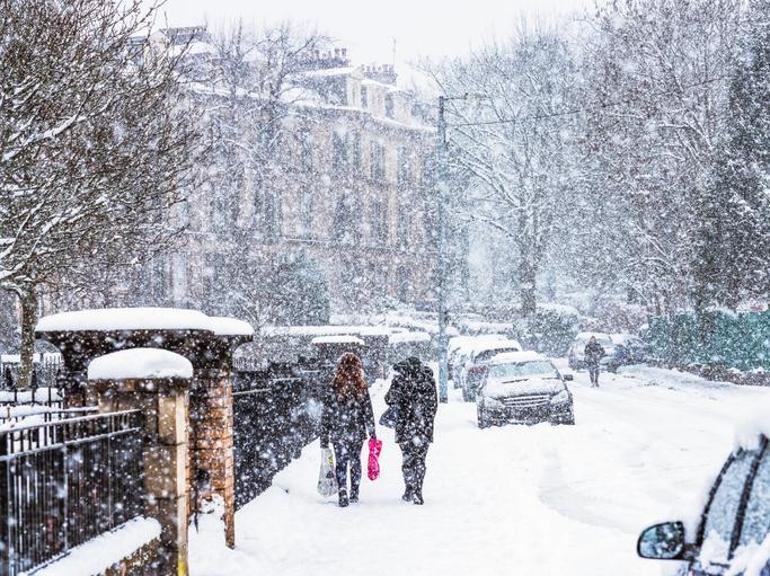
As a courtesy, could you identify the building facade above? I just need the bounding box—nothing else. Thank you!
[171,37,440,322]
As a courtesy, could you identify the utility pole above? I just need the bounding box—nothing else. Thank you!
[435,93,488,404]
[436,95,449,403]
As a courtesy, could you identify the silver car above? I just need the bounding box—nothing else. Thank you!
[476,351,575,428]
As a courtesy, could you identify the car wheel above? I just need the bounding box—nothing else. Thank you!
[477,406,489,429]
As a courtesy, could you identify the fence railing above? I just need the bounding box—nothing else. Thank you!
[0,406,98,427]
[0,387,63,409]
[0,410,145,576]
[232,366,323,509]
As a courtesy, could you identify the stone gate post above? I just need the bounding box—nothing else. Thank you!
[89,348,193,576]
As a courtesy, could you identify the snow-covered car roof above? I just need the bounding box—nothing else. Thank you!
[609,333,641,344]
[488,351,547,366]
[467,339,523,359]
[448,335,509,355]
[574,332,613,342]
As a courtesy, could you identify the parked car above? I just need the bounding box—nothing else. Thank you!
[448,335,507,389]
[637,432,770,575]
[567,332,617,371]
[609,333,650,368]
[476,351,574,428]
[459,339,522,402]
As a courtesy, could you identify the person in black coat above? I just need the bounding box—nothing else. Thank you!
[584,335,606,387]
[385,357,438,505]
[320,353,376,507]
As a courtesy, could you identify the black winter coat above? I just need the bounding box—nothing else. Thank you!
[320,386,376,447]
[584,340,606,366]
[385,358,438,445]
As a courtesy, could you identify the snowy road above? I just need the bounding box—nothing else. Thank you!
[190,364,770,576]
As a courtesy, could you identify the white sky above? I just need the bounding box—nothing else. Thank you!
[154,0,593,63]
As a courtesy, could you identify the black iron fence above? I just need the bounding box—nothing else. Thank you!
[232,363,325,509]
[1,354,63,393]
[0,410,145,576]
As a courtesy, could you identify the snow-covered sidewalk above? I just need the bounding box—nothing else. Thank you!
[190,365,770,576]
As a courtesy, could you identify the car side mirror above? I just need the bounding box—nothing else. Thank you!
[563,374,574,381]
[637,521,686,560]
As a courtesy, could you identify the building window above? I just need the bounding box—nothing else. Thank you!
[299,185,314,236]
[397,147,410,188]
[332,132,348,173]
[397,199,410,247]
[369,197,387,244]
[361,86,368,109]
[370,142,385,181]
[333,192,359,243]
[352,132,362,169]
[385,94,394,119]
[300,128,314,173]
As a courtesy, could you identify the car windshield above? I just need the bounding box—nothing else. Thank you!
[739,441,770,547]
[488,360,559,381]
[700,448,759,561]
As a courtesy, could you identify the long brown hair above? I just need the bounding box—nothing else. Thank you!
[332,352,367,400]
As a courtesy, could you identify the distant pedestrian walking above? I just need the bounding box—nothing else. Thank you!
[385,357,438,505]
[320,353,377,507]
[584,335,606,388]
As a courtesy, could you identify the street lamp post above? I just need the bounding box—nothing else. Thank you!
[436,96,449,403]
[435,93,488,404]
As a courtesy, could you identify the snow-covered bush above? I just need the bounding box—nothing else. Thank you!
[512,304,581,356]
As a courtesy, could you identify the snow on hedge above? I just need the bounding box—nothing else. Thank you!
[35,517,161,576]
[36,308,254,337]
[88,348,193,381]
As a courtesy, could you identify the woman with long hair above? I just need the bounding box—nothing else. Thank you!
[320,352,377,507]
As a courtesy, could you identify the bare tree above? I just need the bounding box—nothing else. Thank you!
[0,0,200,387]
[430,27,579,316]
[192,21,330,322]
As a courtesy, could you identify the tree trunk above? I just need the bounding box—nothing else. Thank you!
[519,256,537,318]
[18,288,38,390]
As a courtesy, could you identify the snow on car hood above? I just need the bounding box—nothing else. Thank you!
[482,377,564,399]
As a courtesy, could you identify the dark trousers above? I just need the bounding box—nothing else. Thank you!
[333,440,363,494]
[588,365,600,386]
[400,441,430,493]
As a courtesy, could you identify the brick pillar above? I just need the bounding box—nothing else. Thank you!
[95,378,190,576]
[189,368,235,549]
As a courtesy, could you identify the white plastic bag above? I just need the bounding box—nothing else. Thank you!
[317,447,338,497]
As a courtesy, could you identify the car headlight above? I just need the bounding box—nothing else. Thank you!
[483,395,504,409]
[551,389,571,405]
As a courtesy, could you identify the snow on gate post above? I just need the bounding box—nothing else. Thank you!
[88,348,193,576]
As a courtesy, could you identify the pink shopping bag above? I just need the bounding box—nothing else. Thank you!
[368,437,383,481]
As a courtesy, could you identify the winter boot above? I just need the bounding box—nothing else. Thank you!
[412,489,424,505]
[338,489,349,508]
[402,486,414,502]
[350,483,359,504]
